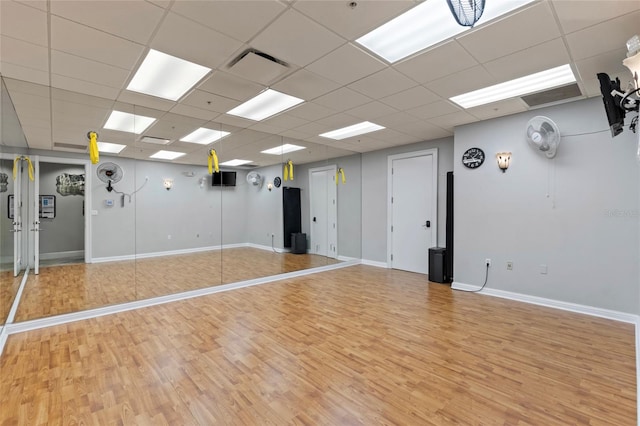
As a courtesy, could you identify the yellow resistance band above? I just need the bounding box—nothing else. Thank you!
[13,156,34,181]
[336,168,346,184]
[284,160,294,181]
[208,149,219,174]
[88,131,99,164]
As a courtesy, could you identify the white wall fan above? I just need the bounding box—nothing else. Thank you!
[526,116,561,159]
[246,171,263,189]
[96,162,123,192]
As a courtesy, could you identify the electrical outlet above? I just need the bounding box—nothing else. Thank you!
[506,261,513,270]
[485,258,491,267]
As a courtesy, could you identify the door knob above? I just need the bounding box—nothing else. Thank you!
[425,220,431,228]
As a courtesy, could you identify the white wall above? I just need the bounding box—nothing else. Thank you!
[454,97,639,313]
[361,138,455,264]
[245,164,284,249]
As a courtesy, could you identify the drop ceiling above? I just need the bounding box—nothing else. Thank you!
[0,0,638,167]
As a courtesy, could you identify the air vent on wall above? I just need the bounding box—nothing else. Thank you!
[521,83,582,108]
[227,49,290,85]
[140,136,170,145]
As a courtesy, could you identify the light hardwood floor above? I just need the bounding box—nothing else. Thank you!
[14,247,339,322]
[1,265,635,424]
[0,270,22,325]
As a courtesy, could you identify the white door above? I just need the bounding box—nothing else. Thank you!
[309,165,337,259]
[388,151,437,274]
[32,158,40,274]
[12,158,23,277]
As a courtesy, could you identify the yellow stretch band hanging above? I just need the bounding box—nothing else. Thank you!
[13,156,35,181]
[208,149,219,174]
[284,160,294,181]
[336,167,346,185]
[88,131,99,165]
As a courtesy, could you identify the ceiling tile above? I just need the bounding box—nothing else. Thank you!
[564,10,640,61]
[262,113,309,131]
[467,98,528,120]
[345,101,399,121]
[213,113,255,129]
[51,0,165,44]
[406,100,462,120]
[395,40,479,84]
[1,62,47,87]
[316,113,363,130]
[151,12,244,70]
[169,104,221,122]
[181,90,240,115]
[251,9,345,67]
[271,69,340,101]
[0,35,49,72]
[0,1,47,46]
[367,128,421,145]
[457,2,560,63]
[552,0,640,34]
[23,126,52,149]
[348,68,417,99]
[51,87,117,109]
[170,0,286,42]
[51,16,145,70]
[306,43,386,85]
[374,111,421,128]
[144,115,207,142]
[198,70,265,101]
[51,50,130,89]
[116,91,176,112]
[575,48,630,83]
[51,74,120,100]
[380,86,440,110]
[285,102,335,121]
[399,121,452,140]
[293,0,413,40]
[314,87,371,112]
[425,65,496,98]
[427,111,478,131]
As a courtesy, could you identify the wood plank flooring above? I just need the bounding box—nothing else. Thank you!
[14,247,338,322]
[1,265,635,425]
[0,270,22,325]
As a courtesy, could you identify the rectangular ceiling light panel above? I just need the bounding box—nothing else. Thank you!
[261,144,306,155]
[127,49,211,101]
[449,64,577,108]
[356,0,535,63]
[180,127,230,145]
[320,121,385,140]
[97,141,127,154]
[226,89,304,121]
[150,150,186,160]
[219,159,252,166]
[104,110,156,134]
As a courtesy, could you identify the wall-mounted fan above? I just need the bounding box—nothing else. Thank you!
[526,116,561,159]
[246,171,263,189]
[96,162,123,192]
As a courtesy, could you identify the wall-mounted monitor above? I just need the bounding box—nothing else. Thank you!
[212,171,237,187]
[597,72,626,137]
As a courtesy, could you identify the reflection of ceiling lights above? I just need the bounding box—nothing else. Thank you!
[227,89,304,121]
[180,128,230,145]
[104,111,156,134]
[150,150,185,160]
[219,159,252,166]
[320,121,385,140]
[450,64,576,109]
[97,142,126,154]
[261,144,305,155]
[356,0,535,63]
[127,49,211,101]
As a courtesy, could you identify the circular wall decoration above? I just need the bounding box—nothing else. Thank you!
[461,147,485,169]
[273,176,282,188]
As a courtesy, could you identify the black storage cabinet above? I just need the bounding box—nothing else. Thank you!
[429,247,449,283]
[291,233,307,254]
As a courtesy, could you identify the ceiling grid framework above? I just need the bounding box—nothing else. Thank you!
[0,0,638,166]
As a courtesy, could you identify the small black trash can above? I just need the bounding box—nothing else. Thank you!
[429,247,449,283]
[291,233,307,254]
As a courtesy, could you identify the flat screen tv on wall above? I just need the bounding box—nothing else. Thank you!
[212,171,236,187]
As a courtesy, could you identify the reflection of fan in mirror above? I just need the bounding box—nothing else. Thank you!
[526,116,561,159]
[96,162,124,192]
[246,171,263,189]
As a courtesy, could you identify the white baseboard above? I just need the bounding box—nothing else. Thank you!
[361,259,388,268]
[451,281,638,324]
[337,255,358,262]
[245,243,287,253]
[40,250,84,261]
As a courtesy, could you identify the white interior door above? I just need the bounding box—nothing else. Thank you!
[12,158,23,277]
[309,165,337,259]
[388,151,437,274]
[32,158,40,274]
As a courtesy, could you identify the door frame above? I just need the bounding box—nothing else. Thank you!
[386,149,438,268]
[308,164,338,259]
[32,156,92,268]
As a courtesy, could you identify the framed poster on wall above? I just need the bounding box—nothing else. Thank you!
[39,195,56,219]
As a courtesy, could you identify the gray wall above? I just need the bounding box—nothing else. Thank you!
[454,97,639,313]
[39,162,84,254]
[246,164,284,249]
[0,160,15,262]
[361,137,455,263]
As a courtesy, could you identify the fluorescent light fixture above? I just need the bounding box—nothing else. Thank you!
[227,89,304,121]
[150,150,185,160]
[319,121,385,140]
[127,49,211,101]
[104,111,156,134]
[97,142,126,154]
[180,127,230,145]
[219,159,252,167]
[356,0,534,63]
[450,64,576,109]
[140,136,170,145]
[261,144,306,155]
